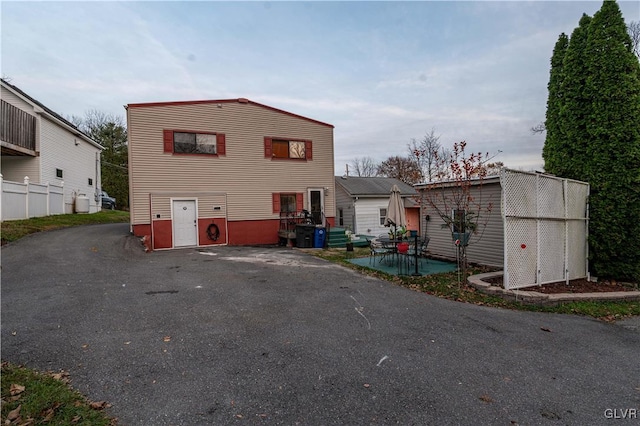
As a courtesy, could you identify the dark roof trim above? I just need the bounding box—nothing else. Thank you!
[127,98,334,129]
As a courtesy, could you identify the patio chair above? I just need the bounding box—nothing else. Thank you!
[366,238,392,266]
[405,236,430,270]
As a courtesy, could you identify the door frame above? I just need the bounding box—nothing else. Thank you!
[307,188,325,225]
[171,198,198,248]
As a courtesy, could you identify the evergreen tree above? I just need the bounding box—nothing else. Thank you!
[542,33,569,174]
[556,14,592,180]
[583,0,640,280]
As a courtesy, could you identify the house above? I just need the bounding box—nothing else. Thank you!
[415,176,503,267]
[415,170,590,289]
[126,97,335,250]
[1,79,103,216]
[334,176,420,237]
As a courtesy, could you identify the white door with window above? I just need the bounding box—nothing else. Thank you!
[173,200,197,247]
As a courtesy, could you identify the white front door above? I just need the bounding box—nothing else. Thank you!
[173,200,197,247]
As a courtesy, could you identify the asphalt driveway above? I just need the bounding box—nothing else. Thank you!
[2,223,638,425]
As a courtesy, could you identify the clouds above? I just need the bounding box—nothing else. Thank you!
[2,1,638,173]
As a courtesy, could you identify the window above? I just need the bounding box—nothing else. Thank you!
[56,168,63,178]
[280,194,297,213]
[379,208,387,225]
[338,208,344,226]
[163,130,226,156]
[272,139,305,159]
[174,132,216,154]
[88,178,93,186]
[272,192,304,213]
[264,137,312,160]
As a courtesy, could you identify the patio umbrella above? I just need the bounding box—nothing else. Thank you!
[384,184,407,232]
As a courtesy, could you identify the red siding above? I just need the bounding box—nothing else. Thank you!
[132,224,151,237]
[198,218,227,245]
[152,220,173,249]
[228,219,280,245]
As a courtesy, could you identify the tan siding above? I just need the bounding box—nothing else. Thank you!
[128,101,334,226]
[420,181,503,267]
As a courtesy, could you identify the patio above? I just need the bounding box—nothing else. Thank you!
[347,255,457,276]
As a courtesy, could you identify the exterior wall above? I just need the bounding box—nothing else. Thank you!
[334,184,354,229]
[128,99,335,247]
[353,198,391,236]
[419,181,503,267]
[39,117,101,213]
[1,156,41,182]
[1,85,41,182]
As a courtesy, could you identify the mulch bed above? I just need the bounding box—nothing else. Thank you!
[484,276,639,294]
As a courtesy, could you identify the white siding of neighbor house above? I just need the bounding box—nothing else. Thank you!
[334,184,354,229]
[1,85,41,181]
[354,198,392,237]
[420,181,503,267]
[39,117,101,213]
[1,157,41,183]
[127,100,335,227]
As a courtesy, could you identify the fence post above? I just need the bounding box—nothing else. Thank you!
[60,181,65,214]
[46,181,50,216]
[0,174,3,222]
[24,176,30,219]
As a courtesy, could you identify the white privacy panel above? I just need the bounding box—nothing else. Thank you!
[501,170,589,290]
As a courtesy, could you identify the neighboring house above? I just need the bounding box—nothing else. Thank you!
[334,176,420,236]
[1,79,103,215]
[126,97,335,250]
[415,171,589,288]
[414,176,503,267]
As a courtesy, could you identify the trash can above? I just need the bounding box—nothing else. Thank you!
[296,224,315,248]
[314,227,326,248]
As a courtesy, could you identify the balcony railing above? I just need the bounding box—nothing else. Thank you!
[1,100,36,152]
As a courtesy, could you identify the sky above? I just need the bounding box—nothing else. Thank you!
[2,1,638,174]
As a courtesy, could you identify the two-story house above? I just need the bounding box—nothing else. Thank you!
[1,79,103,216]
[126,97,335,250]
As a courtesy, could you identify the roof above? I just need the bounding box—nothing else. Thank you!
[0,78,102,150]
[335,176,417,197]
[414,175,501,190]
[126,97,334,129]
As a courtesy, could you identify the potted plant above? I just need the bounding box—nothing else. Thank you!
[346,231,354,252]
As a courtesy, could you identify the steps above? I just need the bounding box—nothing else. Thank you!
[327,227,348,248]
[326,227,371,248]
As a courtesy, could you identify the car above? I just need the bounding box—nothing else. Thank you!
[101,191,116,210]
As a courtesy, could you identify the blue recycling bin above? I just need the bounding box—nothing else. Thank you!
[314,227,326,248]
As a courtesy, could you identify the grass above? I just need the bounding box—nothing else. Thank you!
[0,362,115,425]
[311,247,640,321]
[1,210,129,245]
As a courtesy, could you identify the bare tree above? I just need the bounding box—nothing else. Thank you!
[628,21,640,59]
[377,156,422,185]
[530,122,546,134]
[408,128,442,183]
[350,156,379,177]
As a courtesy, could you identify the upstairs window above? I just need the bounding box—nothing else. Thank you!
[175,132,216,154]
[163,130,226,156]
[264,137,312,160]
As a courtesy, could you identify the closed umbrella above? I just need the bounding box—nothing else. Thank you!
[384,184,407,234]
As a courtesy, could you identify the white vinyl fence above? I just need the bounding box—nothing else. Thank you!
[501,169,589,290]
[0,175,65,221]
